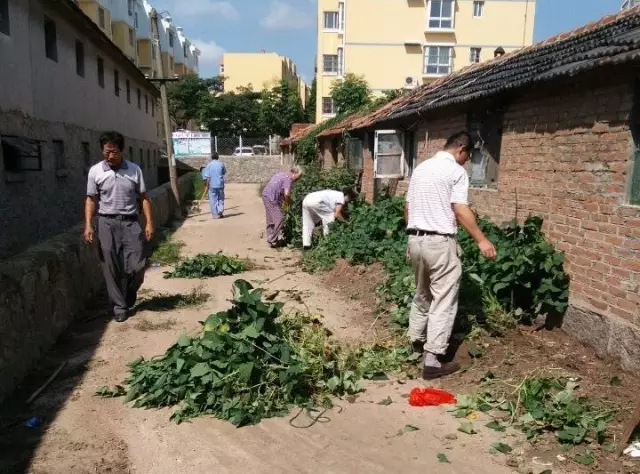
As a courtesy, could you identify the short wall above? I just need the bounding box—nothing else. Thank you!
[177,155,284,184]
[0,173,195,402]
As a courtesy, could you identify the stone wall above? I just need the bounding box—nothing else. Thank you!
[177,155,285,184]
[0,173,195,402]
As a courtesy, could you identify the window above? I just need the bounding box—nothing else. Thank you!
[139,148,143,167]
[337,47,344,76]
[75,40,85,77]
[374,130,404,178]
[428,0,454,29]
[145,95,148,113]
[128,27,134,47]
[147,149,151,168]
[126,79,131,103]
[44,16,58,62]
[424,46,453,75]
[323,54,339,74]
[339,2,345,30]
[137,88,141,109]
[0,0,10,36]
[184,43,188,57]
[134,11,138,28]
[97,56,105,88]
[114,69,120,96]
[467,107,503,186]
[152,44,156,59]
[127,0,133,16]
[346,137,363,171]
[82,142,91,173]
[168,31,174,48]
[98,7,105,28]
[629,80,640,204]
[2,136,42,172]
[128,146,133,160]
[470,47,481,63]
[473,1,484,17]
[151,99,155,117]
[53,140,66,170]
[324,11,339,30]
[322,97,335,115]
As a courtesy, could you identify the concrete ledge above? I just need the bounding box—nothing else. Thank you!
[0,173,195,402]
[563,304,640,371]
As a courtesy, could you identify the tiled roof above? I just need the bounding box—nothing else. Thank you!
[280,124,315,147]
[351,6,640,131]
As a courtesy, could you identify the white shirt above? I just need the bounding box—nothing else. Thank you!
[305,190,345,210]
[406,151,469,235]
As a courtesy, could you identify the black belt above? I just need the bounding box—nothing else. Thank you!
[98,214,138,221]
[406,229,454,238]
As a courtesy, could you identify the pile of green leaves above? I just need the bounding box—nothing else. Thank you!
[164,253,251,279]
[97,280,413,426]
[302,194,569,329]
[454,377,616,446]
[282,165,357,246]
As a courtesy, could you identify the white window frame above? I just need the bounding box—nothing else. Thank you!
[469,47,481,63]
[473,0,484,18]
[322,97,335,116]
[426,0,455,31]
[338,2,345,31]
[374,130,405,178]
[337,47,344,76]
[323,11,339,31]
[423,44,454,77]
[323,54,339,75]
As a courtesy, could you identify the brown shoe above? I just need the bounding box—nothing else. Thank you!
[422,361,461,380]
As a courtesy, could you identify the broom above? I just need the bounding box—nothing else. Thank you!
[189,186,208,215]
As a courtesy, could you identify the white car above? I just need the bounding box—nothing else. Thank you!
[233,147,254,156]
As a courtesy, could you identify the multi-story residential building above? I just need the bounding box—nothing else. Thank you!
[78,0,113,40]
[220,51,302,94]
[315,0,536,122]
[622,0,640,9]
[0,0,160,258]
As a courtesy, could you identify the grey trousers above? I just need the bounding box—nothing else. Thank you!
[97,216,147,316]
[407,234,462,355]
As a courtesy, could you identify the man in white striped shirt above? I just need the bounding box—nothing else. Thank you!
[405,131,496,380]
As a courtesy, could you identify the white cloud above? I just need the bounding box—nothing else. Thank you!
[169,0,239,20]
[261,1,312,30]
[192,38,225,76]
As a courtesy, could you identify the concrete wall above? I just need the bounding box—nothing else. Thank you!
[0,173,195,403]
[363,68,640,369]
[0,0,160,259]
[179,156,285,184]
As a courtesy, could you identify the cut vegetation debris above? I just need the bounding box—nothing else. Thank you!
[164,253,253,279]
[150,236,185,266]
[136,286,210,312]
[96,280,414,426]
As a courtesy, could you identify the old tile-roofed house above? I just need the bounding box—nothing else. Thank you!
[333,7,640,370]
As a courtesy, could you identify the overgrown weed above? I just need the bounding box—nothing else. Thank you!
[133,317,178,332]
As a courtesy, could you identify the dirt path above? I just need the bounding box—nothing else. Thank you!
[3,184,522,474]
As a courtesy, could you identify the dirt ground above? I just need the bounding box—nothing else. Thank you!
[0,183,636,474]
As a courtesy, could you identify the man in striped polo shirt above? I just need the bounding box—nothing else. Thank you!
[405,131,496,380]
[84,131,154,322]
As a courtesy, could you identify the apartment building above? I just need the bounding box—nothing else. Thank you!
[220,51,305,98]
[316,0,536,123]
[0,0,160,258]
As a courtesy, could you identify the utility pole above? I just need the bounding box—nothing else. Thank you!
[150,9,180,211]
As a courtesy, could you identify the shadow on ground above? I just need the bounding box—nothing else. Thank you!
[0,217,188,474]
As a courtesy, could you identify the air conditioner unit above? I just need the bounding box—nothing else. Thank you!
[404,76,418,89]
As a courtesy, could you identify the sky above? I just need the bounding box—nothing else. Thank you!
[151,0,625,81]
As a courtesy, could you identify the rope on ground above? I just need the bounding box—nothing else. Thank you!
[289,404,343,429]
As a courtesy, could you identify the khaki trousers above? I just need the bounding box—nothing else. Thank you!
[407,234,462,355]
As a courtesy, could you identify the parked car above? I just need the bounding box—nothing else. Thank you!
[252,145,268,155]
[233,147,254,156]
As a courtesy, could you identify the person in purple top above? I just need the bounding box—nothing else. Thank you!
[262,166,303,247]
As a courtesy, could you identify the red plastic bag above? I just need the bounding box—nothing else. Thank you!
[408,387,457,406]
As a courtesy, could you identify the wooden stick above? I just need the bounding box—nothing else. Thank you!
[615,403,640,458]
[27,361,67,404]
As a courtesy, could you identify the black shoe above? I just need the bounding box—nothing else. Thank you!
[114,312,128,323]
[411,340,424,355]
[422,361,461,380]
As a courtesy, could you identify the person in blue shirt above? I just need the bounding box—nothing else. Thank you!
[201,152,227,219]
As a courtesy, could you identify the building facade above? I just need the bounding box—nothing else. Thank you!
[0,0,160,258]
[220,52,306,103]
[315,0,536,123]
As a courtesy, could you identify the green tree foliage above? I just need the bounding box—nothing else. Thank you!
[259,80,305,137]
[330,73,372,115]
[166,74,223,129]
[199,86,267,137]
[305,77,317,123]
[371,89,406,109]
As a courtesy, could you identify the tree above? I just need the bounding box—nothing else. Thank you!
[259,80,305,137]
[371,89,405,108]
[166,74,223,129]
[199,88,267,137]
[305,78,317,123]
[330,73,371,115]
